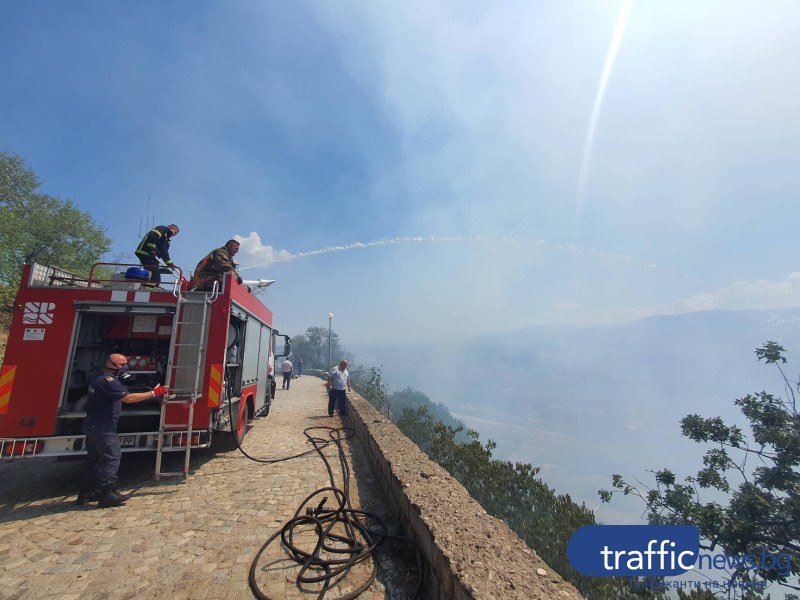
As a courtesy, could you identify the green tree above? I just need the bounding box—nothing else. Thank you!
[390,387,461,428]
[0,152,111,305]
[601,341,800,595]
[381,386,470,446]
[0,152,38,204]
[290,326,344,369]
[351,365,392,418]
[396,405,437,453]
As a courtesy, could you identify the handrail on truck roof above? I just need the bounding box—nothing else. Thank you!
[87,262,188,296]
[25,261,190,293]
[28,262,93,288]
[25,261,234,304]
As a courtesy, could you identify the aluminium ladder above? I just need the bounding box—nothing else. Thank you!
[154,283,219,479]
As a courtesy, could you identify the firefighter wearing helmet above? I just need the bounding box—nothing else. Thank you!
[134,224,180,289]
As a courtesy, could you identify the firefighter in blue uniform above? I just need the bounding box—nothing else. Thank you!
[77,354,169,508]
[134,224,180,288]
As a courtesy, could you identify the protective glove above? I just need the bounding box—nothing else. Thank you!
[151,384,169,397]
[236,275,243,284]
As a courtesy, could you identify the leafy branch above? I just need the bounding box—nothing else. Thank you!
[600,342,800,594]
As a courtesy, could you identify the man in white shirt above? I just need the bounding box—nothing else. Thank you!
[281,358,293,390]
[326,359,351,416]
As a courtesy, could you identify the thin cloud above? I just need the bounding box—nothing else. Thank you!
[236,232,292,268]
[528,274,800,328]
[553,301,583,313]
[654,277,800,315]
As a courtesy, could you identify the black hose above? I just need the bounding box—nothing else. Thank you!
[220,370,423,598]
[224,365,335,464]
[247,426,423,600]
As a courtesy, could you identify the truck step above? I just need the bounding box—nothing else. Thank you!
[58,409,161,418]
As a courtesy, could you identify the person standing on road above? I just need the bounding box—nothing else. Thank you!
[135,224,180,289]
[281,357,294,390]
[326,359,351,417]
[77,353,169,508]
[296,356,303,379]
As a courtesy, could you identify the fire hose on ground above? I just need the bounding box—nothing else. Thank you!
[222,373,423,599]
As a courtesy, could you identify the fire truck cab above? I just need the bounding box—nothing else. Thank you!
[0,262,289,471]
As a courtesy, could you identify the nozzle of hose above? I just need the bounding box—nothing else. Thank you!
[306,497,328,516]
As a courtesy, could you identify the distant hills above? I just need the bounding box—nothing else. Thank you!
[352,308,800,522]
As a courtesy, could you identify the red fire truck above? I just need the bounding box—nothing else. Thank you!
[0,262,289,478]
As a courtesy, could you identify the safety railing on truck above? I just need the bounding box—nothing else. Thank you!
[26,262,188,296]
[28,263,94,288]
[88,262,188,297]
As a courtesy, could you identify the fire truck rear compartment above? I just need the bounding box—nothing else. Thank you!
[59,310,174,435]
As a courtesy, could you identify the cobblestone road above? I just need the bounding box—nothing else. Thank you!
[0,376,414,600]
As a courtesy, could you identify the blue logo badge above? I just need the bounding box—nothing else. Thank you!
[568,525,700,576]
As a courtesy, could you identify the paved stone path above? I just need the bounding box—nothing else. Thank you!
[0,376,414,599]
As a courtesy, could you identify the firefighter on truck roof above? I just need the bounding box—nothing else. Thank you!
[135,223,180,289]
[188,239,243,291]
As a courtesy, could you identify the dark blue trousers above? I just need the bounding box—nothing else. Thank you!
[83,419,121,487]
[327,389,348,416]
[138,256,161,285]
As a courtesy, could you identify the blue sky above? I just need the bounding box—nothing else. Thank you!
[2,0,799,344]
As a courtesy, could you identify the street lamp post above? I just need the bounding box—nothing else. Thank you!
[328,312,334,369]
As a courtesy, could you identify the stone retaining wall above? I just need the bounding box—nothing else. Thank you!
[344,387,584,599]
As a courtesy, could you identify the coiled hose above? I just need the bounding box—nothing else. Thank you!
[223,377,423,599]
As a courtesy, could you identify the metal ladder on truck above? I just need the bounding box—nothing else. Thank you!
[154,283,219,479]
